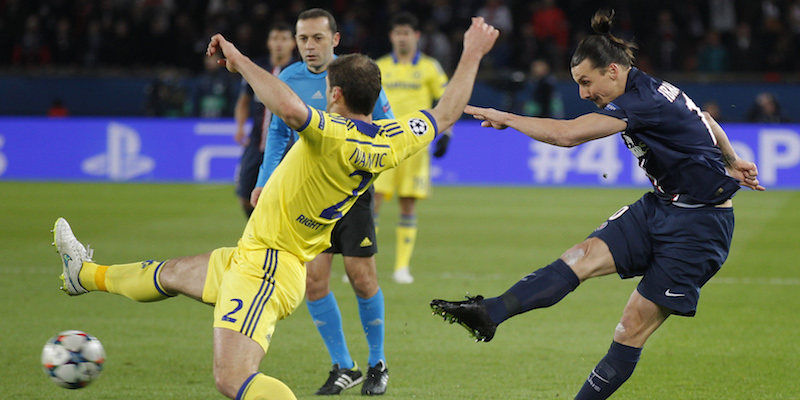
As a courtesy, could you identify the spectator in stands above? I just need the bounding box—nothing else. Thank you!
[747,92,790,123]
[48,98,69,117]
[702,101,724,122]
[697,30,729,72]
[514,59,562,118]
[418,19,453,72]
[477,0,513,69]
[528,0,569,70]
[12,15,50,65]
[730,22,764,72]
[189,51,239,118]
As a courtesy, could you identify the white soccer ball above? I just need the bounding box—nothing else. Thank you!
[41,330,105,389]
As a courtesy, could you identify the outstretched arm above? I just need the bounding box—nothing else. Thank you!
[427,17,499,131]
[464,106,627,147]
[703,112,766,191]
[207,34,308,130]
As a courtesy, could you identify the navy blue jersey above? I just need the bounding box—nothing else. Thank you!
[595,68,740,205]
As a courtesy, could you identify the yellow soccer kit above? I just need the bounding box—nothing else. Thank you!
[207,105,438,350]
[374,51,448,199]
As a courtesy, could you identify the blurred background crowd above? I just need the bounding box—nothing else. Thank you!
[2,0,798,120]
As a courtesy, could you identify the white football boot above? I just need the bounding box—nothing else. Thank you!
[53,218,93,295]
[392,266,414,284]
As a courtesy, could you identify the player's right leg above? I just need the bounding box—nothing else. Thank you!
[54,217,202,302]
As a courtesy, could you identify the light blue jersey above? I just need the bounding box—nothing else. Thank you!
[256,58,395,187]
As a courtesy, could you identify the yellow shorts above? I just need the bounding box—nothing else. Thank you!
[203,246,306,353]
[373,146,430,200]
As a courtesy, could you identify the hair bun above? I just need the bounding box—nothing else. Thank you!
[591,8,615,35]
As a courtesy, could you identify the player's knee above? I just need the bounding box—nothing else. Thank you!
[560,242,588,267]
[305,280,329,302]
[560,238,614,280]
[614,313,646,345]
[348,272,378,298]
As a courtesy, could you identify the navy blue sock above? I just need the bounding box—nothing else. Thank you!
[484,259,580,323]
[575,341,642,400]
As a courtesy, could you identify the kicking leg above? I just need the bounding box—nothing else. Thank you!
[54,217,207,302]
[431,238,615,341]
[575,290,670,400]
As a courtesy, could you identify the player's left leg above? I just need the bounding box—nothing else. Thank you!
[574,290,670,400]
[213,248,304,400]
[393,196,417,284]
[213,328,296,400]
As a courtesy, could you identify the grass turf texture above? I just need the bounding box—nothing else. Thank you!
[1,182,797,399]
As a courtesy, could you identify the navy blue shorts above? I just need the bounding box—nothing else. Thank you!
[235,146,264,199]
[323,186,377,257]
[587,192,734,316]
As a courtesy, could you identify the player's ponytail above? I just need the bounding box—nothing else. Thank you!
[571,9,637,70]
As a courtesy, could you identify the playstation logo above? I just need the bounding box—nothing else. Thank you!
[81,122,155,181]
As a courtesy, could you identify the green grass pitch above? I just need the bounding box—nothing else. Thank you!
[1,182,798,399]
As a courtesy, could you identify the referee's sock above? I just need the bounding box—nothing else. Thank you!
[574,341,641,400]
[357,288,385,367]
[484,259,580,323]
[307,292,354,369]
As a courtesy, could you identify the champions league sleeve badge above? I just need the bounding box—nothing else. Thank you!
[408,118,429,136]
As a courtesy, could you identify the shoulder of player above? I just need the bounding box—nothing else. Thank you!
[376,54,393,64]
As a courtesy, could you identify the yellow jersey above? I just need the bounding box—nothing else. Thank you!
[240,105,438,261]
[376,51,448,116]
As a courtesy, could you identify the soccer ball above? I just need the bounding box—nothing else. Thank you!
[41,330,105,389]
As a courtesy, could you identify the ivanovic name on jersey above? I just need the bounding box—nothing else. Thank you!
[348,147,388,169]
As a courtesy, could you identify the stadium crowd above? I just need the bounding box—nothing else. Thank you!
[3,0,800,76]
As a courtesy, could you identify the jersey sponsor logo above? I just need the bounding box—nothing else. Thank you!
[296,214,323,230]
[408,118,429,136]
[621,133,648,158]
[664,289,685,297]
[311,90,324,100]
[604,102,618,111]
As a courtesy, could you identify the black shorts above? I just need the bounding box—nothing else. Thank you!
[323,186,378,257]
[587,192,734,316]
[235,146,264,199]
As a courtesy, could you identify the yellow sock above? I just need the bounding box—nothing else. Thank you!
[395,216,417,271]
[240,373,297,400]
[79,260,173,302]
